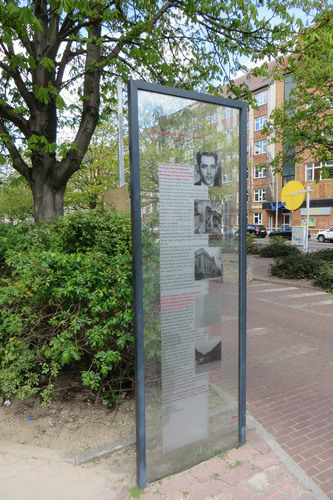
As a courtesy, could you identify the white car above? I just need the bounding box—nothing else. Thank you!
[316,226,333,242]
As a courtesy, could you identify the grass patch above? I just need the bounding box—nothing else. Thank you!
[128,486,144,499]
[216,449,229,459]
[227,459,243,469]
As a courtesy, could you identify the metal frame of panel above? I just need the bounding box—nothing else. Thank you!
[128,80,247,489]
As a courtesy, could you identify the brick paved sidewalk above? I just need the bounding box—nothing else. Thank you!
[140,425,324,500]
[246,256,333,499]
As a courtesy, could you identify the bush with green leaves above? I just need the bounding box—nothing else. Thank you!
[313,263,333,293]
[246,234,259,254]
[270,249,333,293]
[0,210,134,405]
[258,236,302,258]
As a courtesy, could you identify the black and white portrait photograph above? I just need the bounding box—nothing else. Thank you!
[194,151,221,187]
[194,200,221,235]
[195,339,222,374]
[194,247,221,281]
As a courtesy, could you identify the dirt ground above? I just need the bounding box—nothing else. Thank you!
[0,377,135,457]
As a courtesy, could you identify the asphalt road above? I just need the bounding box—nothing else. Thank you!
[254,236,333,252]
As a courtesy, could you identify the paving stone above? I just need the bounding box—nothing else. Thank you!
[227,444,259,462]
[251,451,283,469]
[190,459,228,482]
[158,475,197,497]
[247,471,270,491]
[220,462,256,487]
[211,482,261,500]
[189,481,225,500]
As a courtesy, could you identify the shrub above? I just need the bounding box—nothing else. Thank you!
[270,249,333,293]
[0,210,134,405]
[246,234,259,254]
[270,252,321,279]
[258,237,301,258]
[313,263,333,293]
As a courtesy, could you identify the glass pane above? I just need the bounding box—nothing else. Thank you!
[138,90,240,482]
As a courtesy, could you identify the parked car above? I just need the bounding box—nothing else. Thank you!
[246,224,267,238]
[269,226,311,240]
[316,226,333,242]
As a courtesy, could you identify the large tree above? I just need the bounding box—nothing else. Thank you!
[0,0,320,220]
[267,10,333,173]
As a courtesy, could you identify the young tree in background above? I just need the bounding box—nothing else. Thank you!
[65,122,128,211]
[268,10,333,175]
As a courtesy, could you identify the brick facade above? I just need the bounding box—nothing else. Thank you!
[234,65,333,234]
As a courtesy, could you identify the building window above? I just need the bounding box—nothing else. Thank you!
[254,115,267,131]
[283,174,295,185]
[254,166,267,178]
[222,108,232,119]
[254,140,267,155]
[255,90,268,106]
[282,214,291,227]
[254,189,266,202]
[254,212,262,224]
[306,161,333,181]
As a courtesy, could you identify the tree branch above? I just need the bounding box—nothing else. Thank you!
[102,1,174,63]
[0,42,36,112]
[0,121,31,180]
[57,18,102,182]
[0,103,31,138]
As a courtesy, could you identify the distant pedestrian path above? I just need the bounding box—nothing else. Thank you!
[247,263,333,499]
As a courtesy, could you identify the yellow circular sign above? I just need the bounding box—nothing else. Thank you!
[281,180,306,211]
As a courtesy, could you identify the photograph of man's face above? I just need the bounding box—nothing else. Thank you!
[195,152,220,186]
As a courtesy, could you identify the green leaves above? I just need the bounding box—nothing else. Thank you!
[269,11,333,167]
[34,85,59,104]
[39,57,55,72]
[4,2,43,34]
[0,210,134,404]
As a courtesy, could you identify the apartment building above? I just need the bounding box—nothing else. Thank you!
[233,63,333,233]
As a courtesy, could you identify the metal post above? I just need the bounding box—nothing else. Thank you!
[128,80,146,489]
[304,186,310,253]
[117,77,125,187]
[275,172,279,231]
[239,103,247,446]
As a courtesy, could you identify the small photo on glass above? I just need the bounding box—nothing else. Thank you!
[194,200,221,235]
[194,247,221,281]
[195,339,222,374]
[194,152,221,187]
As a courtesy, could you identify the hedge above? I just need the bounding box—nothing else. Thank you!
[0,210,134,406]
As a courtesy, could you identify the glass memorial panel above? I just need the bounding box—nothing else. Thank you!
[137,90,240,482]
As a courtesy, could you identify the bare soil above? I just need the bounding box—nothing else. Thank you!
[0,377,135,456]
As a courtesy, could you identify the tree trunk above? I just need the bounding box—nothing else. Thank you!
[32,181,66,222]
